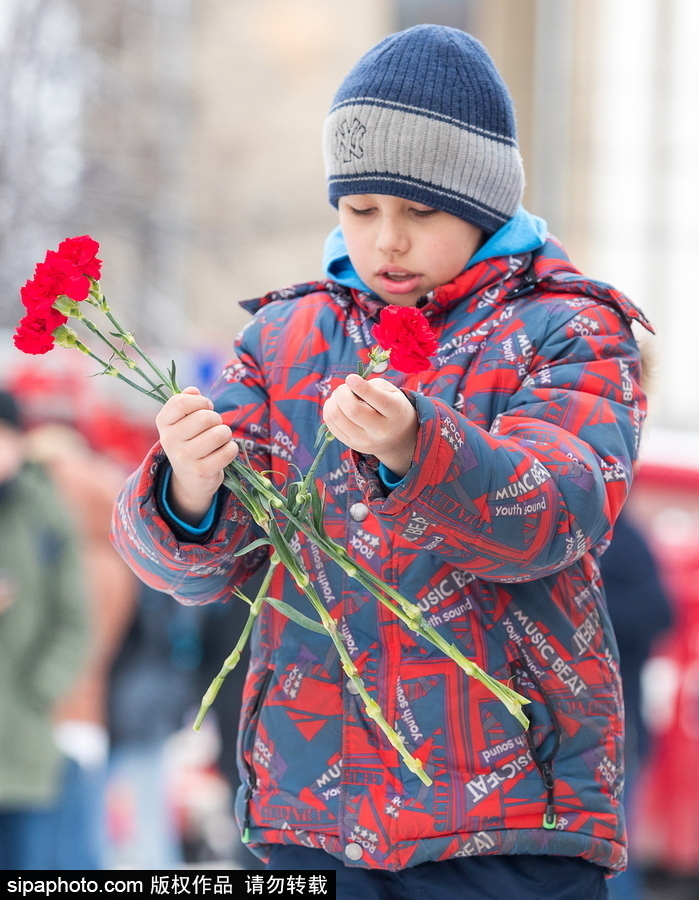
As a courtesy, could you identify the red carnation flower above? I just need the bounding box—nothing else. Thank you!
[13,308,68,355]
[21,257,90,312]
[371,305,439,374]
[55,235,102,280]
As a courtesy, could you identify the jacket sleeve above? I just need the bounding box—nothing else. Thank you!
[110,327,272,606]
[354,298,645,582]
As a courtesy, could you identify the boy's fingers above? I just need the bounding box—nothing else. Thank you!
[344,374,402,416]
[325,409,355,445]
[157,390,215,426]
[181,424,234,460]
[164,409,225,443]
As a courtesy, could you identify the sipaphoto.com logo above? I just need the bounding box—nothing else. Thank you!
[6,876,143,896]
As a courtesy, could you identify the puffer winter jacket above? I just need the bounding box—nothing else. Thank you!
[111,237,652,873]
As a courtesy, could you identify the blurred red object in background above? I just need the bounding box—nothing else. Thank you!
[629,434,699,876]
[7,356,158,471]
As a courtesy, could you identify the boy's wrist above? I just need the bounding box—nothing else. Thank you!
[168,472,220,527]
[376,436,416,479]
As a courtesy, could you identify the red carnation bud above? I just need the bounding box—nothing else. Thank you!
[371,305,439,374]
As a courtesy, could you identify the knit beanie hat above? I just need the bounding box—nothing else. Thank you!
[323,24,524,234]
[0,390,22,431]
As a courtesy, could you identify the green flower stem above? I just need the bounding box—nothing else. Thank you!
[275,542,433,787]
[77,313,170,401]
[193,561,278,731]
[417,622,529,726]
[300,430,335,497]
[79,344,170,402]
[218,465,431,783]
[221,457,524,760]
[71,308,131,361]
[307,598,432,786]
[243,486,530,729]
[361,355,388,378]
[103,308,179,394]
[314,533,529,728]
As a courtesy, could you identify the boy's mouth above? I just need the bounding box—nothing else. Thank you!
[377,268,421,294]
[382,271,414,282]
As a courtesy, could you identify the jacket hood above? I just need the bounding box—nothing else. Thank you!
[322,205,548,294]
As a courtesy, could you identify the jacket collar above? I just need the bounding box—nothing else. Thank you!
[347,251,536,320]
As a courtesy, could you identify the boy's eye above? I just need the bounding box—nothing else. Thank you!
[349,206,375,216]
[411,207,438,218]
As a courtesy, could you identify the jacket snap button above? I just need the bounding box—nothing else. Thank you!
[372,360,388,374]
[344,842,363,861]
[350,502,369,522]
[346,678,363,695]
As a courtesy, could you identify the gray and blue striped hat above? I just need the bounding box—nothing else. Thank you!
[323,24,524,234]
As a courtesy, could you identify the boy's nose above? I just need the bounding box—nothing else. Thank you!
[376,217,409,255]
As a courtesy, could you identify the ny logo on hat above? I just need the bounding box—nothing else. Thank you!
[335,117,366,163]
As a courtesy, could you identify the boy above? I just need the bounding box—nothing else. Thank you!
[112,25,652,899]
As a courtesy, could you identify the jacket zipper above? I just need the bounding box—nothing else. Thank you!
[510,660,562,830]
[241,667,274,843]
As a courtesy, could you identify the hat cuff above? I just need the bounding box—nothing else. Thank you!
[329,176,513,235]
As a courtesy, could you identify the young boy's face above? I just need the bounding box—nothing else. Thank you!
[338,194,483,307]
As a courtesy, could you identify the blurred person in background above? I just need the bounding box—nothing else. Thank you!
[601,507,673,900]
[105,581,208,870]
[26,422,139,870]
[0,390,89,870]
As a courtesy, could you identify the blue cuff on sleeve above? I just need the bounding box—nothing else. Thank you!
[378,462,406,490]
[161,467,218,535]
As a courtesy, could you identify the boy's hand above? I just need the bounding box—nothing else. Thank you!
[156,386,239,526]
[323,374,418,478]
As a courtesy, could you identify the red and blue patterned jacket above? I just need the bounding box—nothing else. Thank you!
[111,237,652,872]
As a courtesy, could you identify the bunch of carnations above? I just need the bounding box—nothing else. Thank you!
[14,237,529,786]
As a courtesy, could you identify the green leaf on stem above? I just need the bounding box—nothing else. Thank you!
[230,587,254,607]
[267,519,310,588]
[233,537,273,558]
[310,484,328,533]
[262,597,328,635]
